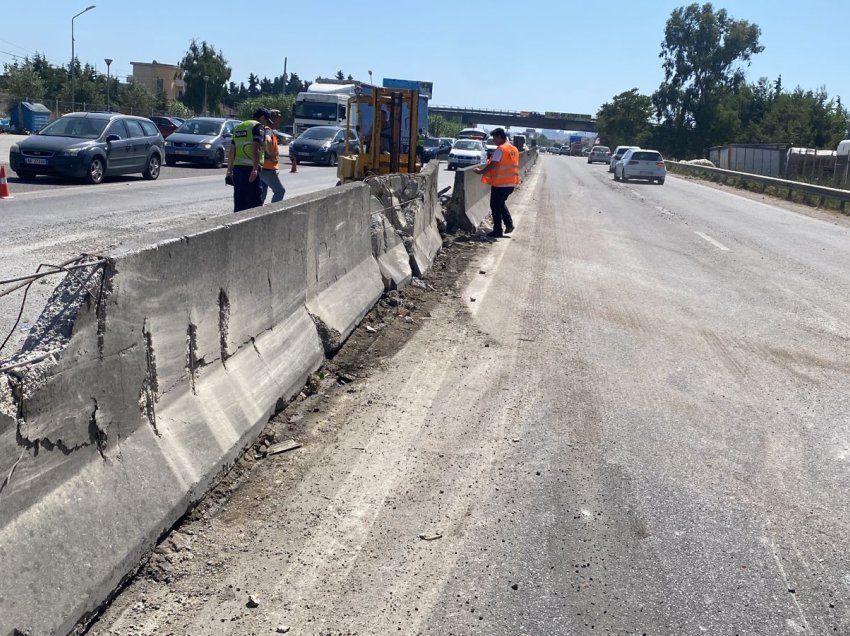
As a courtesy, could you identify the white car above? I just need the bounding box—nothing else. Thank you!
[447,139,487,170]
[614,148,667,184]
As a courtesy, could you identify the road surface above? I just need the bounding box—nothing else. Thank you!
[88,155,850,635]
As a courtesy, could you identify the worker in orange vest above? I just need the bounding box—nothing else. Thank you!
[474,127,519,238]
[259,109,286,203]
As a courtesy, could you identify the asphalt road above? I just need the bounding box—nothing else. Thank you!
[89,155,850,634]
[0,135,455,356]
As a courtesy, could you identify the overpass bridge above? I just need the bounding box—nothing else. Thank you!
[429,105,597,132]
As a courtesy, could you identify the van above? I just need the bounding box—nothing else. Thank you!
[837,140,850,156]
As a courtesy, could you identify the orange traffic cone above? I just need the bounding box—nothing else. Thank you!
[0,164,12,199]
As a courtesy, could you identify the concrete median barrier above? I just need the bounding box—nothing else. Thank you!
[0,181,392,635]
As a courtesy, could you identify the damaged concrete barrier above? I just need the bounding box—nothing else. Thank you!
[446,148,539,233]
[0,183,386,635]
[366,160,444,280]
[302,183,384,353]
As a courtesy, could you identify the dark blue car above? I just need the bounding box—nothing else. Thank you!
[9,112,164,184]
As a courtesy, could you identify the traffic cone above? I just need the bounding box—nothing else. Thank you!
[0,164,12,199]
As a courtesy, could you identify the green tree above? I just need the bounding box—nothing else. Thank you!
[596,89,654,149]
[179,39,231,114]
[427,114,463,138]
[335,70,345,80]
[247,73,260,97]
[4,61,46,102]
[116,80,155,116]
[236,94,297,126]
[653,2,763,157]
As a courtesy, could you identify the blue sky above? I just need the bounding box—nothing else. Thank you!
[1,0,846,116]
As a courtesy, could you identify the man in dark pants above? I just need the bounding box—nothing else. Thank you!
[474,127,520,237]
[225,109,266,212]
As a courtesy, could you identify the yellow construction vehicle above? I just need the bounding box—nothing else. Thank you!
[337,86,421,184]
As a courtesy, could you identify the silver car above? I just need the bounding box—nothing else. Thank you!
[447,139,487,170]
[587,145,610,164]
[614,148,667,184]
[164,117,239,168]
[609,145,640,172]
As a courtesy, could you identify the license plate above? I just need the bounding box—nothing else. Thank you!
[175,150,190,155]
[25,158,48,165]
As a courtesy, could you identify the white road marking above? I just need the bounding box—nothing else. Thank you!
[694,231,730,251]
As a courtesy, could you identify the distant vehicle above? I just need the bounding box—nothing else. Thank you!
[8,111,164,184]
[148,115,182,139]
[447,139,487,170]
[421,137,452,161]
[614,148,666,184]
[559,145,570,156]
[289,125,359,166]
[570,142,583,156]
[164,117,239,168]
[274,130,293,145]
[0,117,10,133]
[439,137,456,149]
[609,145,640,172]
[587,145,611,164]
[512,134,527,151]
[484,136,499,157]
[458,127,488,142]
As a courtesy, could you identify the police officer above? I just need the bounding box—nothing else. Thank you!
[225,108,266,212]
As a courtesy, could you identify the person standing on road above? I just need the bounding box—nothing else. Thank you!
[226,109,265,212]
[260,109,286,204]
[474,127,520,238]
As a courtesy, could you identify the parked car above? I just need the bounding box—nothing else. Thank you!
[164,117,239,167]
[274,130,293,145]
[484,136,499,157]
[609,145,640,172]
[8,111,164,184]
[587,145,611,164]
[148,115,183,139]
[421,137,453,161]
[0,117,10,133]
[289,125,359,166]
[614,148,666,184]
[447,139,487,170]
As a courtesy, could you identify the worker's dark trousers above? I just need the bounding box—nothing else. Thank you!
[489,186,515,233]
[232,166,263,212]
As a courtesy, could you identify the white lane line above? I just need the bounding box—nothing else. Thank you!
[694,231,730,251]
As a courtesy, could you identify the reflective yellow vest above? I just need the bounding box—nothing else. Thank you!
[482,142,520,186]
[233,119,264,167]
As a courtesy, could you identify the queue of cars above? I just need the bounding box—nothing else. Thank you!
[545,141,668,185]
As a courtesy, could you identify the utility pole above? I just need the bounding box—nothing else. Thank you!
[70,5,96,112]
[104,58,112,112]
[282,57,287,95]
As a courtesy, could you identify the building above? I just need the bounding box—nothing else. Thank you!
[130,60,184,100]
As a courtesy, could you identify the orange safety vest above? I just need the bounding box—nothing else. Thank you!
[482,142,520,186]
[262,127,279,170]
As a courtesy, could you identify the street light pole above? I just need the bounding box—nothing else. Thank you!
[203,75,209,116]
[104,58,112,112]
[70,5,96,112]
[368,70,373,85]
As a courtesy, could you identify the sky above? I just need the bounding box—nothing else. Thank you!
[1,0,846,117]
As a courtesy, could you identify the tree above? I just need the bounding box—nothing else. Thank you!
[596,89,654,150]
[335,70,345,80]
[427,114,463,138]
[247,73,260,97]
[3,61,45,102]
[179,39,232,114]
[116,80,155,115]
[285,73,307,95]
[653,2,764,157]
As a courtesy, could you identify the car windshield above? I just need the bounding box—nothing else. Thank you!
[424,138,440,147]
[294,102,340,120]
[300,127,337,140]
[38,116,107,139]
[454,140,481,150]
[594,147,610,152]
[632,151,662,161]
[176,120,224,136]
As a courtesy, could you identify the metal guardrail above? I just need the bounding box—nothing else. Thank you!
[668,161,850,210]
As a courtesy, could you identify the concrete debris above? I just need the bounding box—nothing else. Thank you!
[267,440,301,456]
[276,625,291,633]
[246,594,260,608]
[418,532,443,541]
[410,277,427,289]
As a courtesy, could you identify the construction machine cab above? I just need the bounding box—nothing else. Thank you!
[337,86,421,183]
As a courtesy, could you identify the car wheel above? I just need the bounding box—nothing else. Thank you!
[614,171,620,181]
[86,156,105,184]
[143,154,161,180]
[621,171,628,182]
[658,178,665,185]
[15,170,37,180]
[212,148,225,168]
[327,151,337,167]
[165,157,177,167]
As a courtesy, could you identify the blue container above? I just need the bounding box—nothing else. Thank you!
[9,102,51,133]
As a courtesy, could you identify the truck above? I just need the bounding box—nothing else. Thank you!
[293,79,358,136]
[293,77,430,144]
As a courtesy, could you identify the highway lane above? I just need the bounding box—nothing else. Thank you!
[0,140,455,356]
[90,155,850,634]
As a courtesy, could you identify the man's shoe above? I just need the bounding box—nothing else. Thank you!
[486,230,503,238]
[504,224,515,234]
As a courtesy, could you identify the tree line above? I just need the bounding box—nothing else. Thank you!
[596,3,848,158]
